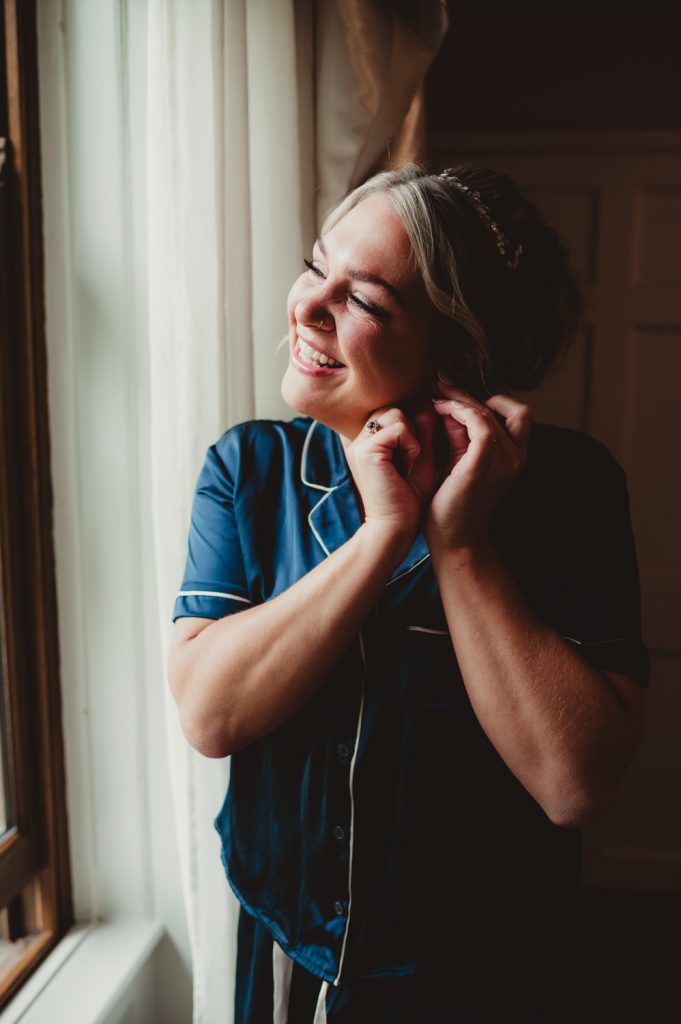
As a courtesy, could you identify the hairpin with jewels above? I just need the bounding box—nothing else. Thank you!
[438,169,523,271]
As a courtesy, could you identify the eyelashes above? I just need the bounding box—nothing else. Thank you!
[303,258,388,320]
[303,257,323,277]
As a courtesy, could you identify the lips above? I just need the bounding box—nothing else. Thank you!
[294,335,346,371]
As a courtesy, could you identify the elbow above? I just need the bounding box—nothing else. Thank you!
[544,787,615,829]
[541,772,620,828]
[168,638,235,758]
[539,709,645,829]
[170,669,235,758]
[181,710,233,759]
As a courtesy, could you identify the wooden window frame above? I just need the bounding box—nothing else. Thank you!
[0,0,73,1007]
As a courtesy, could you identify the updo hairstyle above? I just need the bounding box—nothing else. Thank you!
[320,163,584,395]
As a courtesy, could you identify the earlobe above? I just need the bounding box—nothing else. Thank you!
[437,349,475,384]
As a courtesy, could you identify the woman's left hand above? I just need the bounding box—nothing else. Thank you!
[425,382,532,551]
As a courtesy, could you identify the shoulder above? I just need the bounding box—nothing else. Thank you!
[496,422,629,554]
[210,416,314,477]
[524,422,626,496]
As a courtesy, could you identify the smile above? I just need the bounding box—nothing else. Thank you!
[297,338,344,368]
[293,338,346,375]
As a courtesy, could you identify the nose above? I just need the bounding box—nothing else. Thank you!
[294,292,334,333]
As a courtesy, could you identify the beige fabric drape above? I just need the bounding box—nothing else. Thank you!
[147,2,447,1020]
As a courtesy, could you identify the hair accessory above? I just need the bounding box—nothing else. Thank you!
[365,419,382,434]
[438,169,523,271]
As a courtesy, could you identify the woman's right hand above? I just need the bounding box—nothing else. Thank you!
[344,405,438,543]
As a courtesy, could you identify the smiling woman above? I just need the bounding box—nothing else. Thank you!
[167,164,648,1023]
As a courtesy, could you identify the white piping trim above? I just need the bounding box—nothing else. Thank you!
[313,980,329,1023]
[175,590,251,604]
[272,942,293,1024]
[334,629,367,986]
[386,551,430,587]
[308,489,338,557]
[407,626,449,636]
[301,420,334,492]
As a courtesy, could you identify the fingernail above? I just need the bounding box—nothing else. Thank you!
[437,370,454,385]
[431,398,448,404]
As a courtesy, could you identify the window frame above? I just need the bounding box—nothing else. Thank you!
[0,0,73,1007]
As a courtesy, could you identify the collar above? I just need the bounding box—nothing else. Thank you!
[300,419,350,491]
[300,420,430,585]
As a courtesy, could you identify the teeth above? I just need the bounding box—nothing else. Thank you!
[298,339,343,368]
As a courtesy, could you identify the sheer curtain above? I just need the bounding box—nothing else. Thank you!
[147,2,447,1020]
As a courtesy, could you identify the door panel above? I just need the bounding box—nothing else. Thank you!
[433,138,681,891]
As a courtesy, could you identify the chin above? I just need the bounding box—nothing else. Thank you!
[281,372,350,436]
[280,368,320,421]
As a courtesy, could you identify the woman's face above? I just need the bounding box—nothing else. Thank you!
[281,193,437,441]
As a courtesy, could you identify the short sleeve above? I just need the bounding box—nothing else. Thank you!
[172,437,251,622]
[535,440,650,688]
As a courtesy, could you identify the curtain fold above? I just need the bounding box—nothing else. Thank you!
[147,2,447,1020]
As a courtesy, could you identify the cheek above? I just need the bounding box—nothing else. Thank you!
[340,317,383,361]
[348,329,430,386]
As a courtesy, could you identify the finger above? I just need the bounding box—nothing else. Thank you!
[388,420,422,477]
[431,399,471,463]
[484,394,533,450]
[364,419,421,475]
[358,407,408,445]
[364,405,405,428]
[406,406,440,493]
[432,399,500,464]
[433,382,503,429]
[432,380,481,407]
[411,403,438,455]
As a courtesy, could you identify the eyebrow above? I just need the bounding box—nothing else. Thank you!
[317,237,404,306]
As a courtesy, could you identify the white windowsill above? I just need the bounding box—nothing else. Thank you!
[0,918,165,1024]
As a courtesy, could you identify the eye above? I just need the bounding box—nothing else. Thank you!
[303,257,324,278]
[303,257,389,320]
[348,294,388,319]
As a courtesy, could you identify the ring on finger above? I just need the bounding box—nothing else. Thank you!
[365,419,382,434]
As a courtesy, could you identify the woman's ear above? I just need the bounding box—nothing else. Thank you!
[430,317,475,384]
[436,348,475,385]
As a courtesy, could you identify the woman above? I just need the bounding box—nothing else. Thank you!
[168,165,648,1023]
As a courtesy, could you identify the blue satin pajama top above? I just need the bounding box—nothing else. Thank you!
[172,417,649,987]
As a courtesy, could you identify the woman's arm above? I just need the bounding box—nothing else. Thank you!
[427,382,645,826]
[169,407,437,758]
[430,540,644,827]
[169,521,409,758]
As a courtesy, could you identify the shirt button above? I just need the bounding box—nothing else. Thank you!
[334,825,346,841]
[334,900,346,916]
[337,744,350,761]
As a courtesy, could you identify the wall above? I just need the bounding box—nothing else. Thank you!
[427,8,681,134]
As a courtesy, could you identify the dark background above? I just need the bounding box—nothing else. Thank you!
[424,5,681,1019]
[427,5,681,134]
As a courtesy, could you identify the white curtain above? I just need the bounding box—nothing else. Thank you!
[147,2,447,1020]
